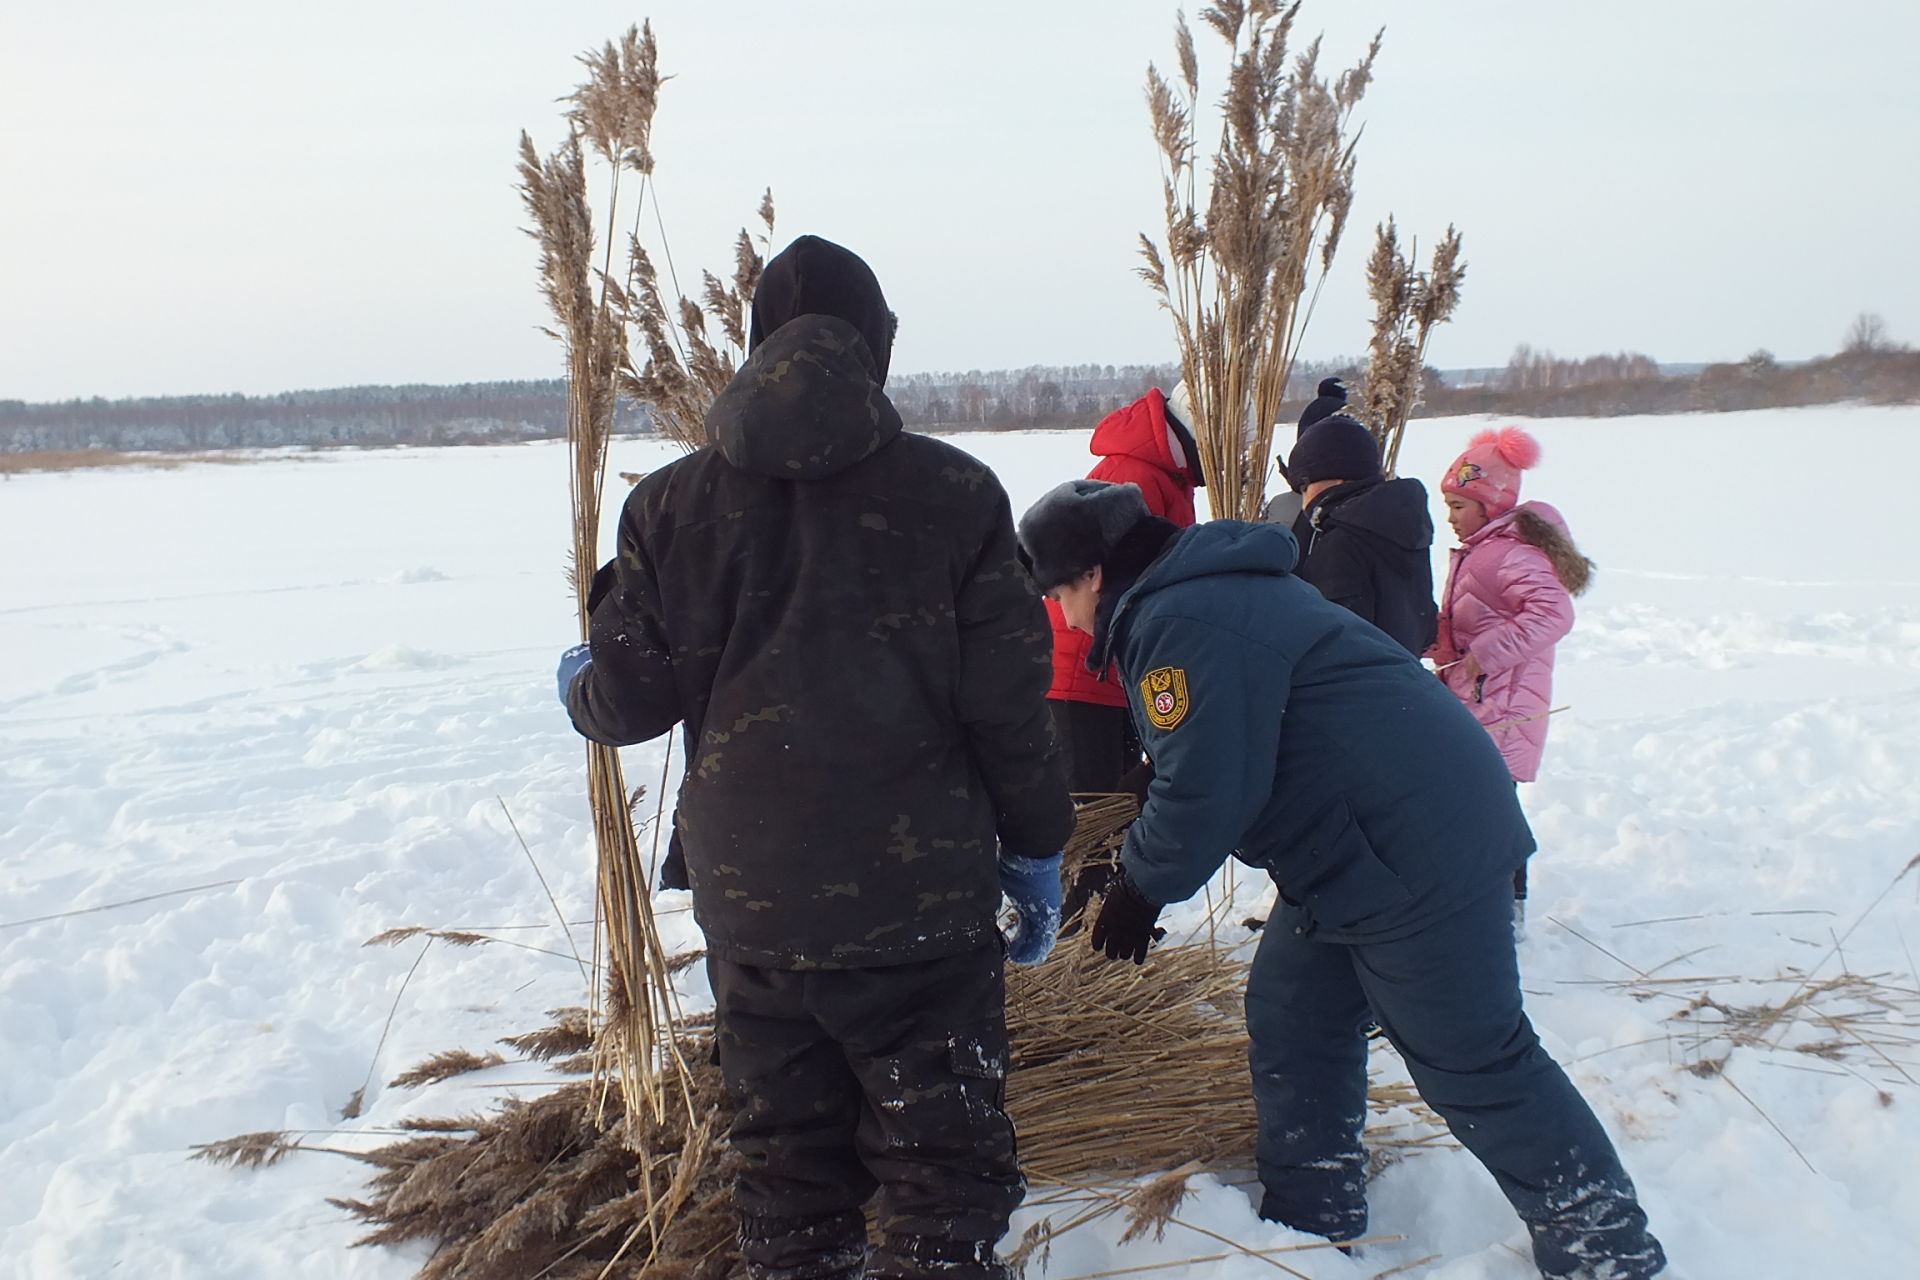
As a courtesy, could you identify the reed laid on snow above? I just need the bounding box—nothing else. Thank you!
[309,797,1449,1280]
[319,930,1445,1280]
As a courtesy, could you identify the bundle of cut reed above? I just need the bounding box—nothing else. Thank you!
[518,24,679,1128]
[1138,3,1379,519]
[518,22,774,1128]
[319,803,1446,1278]
[1356,219,1466,477]
[323,935,1442,1278]
[1060,792,1140,885]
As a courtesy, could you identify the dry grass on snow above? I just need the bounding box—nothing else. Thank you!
[0,449,272,475]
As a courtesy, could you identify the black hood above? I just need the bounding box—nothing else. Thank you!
[750,234,896,385]
[708,314,903,480]
[1309,476,1434,552]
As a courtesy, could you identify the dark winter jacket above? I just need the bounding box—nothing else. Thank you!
[566,313,1073,969]
[1098,520,1531,942]
[1289,477,1438,656]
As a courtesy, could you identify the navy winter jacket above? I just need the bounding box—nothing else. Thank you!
[1104,521,1533,942]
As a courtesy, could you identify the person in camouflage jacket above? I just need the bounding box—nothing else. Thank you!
[563,235,1073,1280]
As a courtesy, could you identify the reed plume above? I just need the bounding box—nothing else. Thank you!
[1357,217,1465,476]
[1140,3,1379,518]
[617,190,774,450]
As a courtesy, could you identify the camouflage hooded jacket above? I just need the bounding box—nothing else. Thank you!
[566,314,1073,968]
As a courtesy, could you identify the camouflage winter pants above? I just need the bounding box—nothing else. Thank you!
[709,945,1022,1280]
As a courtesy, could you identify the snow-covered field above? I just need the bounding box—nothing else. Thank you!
[4,405,1919,1279]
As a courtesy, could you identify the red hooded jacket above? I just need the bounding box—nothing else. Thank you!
[1046,389,1200,706]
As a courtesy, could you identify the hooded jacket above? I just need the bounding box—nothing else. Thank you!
[566,306,1072,969]
[1099,521,1531,941]
[1045,389,1201,707]
[1428,501,1576,782]
[1289,477,1438,656]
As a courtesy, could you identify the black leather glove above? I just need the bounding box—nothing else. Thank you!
[1116,758,1155,804]
[1091,868,1163,965]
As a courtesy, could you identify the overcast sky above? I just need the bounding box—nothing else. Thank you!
[4,0,1915,402]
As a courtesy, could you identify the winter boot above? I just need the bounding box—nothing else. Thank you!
[1256,1193,1366,1257]
[868,1233,1011,1280]
[738,1211,868,1280]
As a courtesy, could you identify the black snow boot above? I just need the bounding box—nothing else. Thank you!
[869,1233,1010,1280]
[738,1211,868,1280]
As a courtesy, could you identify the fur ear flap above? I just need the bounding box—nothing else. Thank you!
[1491,425,1541,470]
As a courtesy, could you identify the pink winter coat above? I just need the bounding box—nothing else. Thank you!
[1427,501,1575,782]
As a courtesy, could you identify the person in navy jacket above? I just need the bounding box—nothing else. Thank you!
[1014,480,1666,1280]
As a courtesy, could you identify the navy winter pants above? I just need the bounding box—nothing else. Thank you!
[1247,879,1666,1279]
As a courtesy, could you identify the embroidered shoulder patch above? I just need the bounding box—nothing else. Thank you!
[1140,666,1191,732]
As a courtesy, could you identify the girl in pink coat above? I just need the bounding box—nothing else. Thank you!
[1428,426,1594,919]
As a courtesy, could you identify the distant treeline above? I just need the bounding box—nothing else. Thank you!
[0,363,1340,453]
[887,364,1178,430]
[6,344,1916,455]
[1419,346,1920,419]
[0,382,644,453]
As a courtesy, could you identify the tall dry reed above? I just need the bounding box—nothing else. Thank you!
[1356,218,1465,476]
[518,20,772,1129]
[1139,2,1379,519]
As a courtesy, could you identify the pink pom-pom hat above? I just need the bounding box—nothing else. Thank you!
[1441,425,1541,518]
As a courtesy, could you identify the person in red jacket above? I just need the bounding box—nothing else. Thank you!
[1045,386,1204,788]
[1046,387,1203,924]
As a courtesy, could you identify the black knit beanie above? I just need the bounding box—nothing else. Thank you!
[750,235,897,383]
[1296,376,1349,438]
[1286,414,1382,490]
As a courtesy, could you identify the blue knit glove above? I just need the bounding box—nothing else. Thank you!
[556,643,592,704]
[998,850,1063,966]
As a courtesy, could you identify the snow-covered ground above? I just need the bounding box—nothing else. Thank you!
[4,405,1918,1278]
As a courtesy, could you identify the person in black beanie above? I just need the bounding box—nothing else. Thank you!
[1296,375,1348,438]
[561,234,1073,1280]
[1285,414,1437,655]
[1263,376,1350,527]
[1014,482,1666,1280]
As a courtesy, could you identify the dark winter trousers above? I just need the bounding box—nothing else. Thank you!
[1247,880,1666,1279]
[1050,699,1143,928]
[709,945,1022,1280]
[1047,698,1140,793]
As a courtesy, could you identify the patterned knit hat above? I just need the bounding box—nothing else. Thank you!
[1441,425,1541,518]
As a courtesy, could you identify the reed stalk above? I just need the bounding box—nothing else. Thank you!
[517,23,690,1131]
[1139,3,1379,518]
